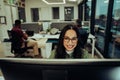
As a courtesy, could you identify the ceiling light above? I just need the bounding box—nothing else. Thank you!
[42,0,66,5]
[69,0,76,1]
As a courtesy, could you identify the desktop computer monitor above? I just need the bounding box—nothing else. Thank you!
[0,58,120,80]
[82,21,90,32]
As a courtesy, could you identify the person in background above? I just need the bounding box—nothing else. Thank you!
[76,19,89,48]
[76,19,88,34]
[49,24,92,59]
[12,20,41,58]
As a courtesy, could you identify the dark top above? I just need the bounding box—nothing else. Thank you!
[12,26,27,44]
[78,28,89,48]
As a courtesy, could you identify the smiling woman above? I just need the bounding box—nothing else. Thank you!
[49,24,92,59]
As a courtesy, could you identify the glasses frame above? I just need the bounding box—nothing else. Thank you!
[63,36,78,43]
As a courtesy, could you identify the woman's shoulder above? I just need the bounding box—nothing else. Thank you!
[81,49,92,58]
[49,49,56,59]
[49,49,93,59]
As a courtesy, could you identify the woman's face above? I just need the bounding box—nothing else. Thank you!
[63,29,78,51]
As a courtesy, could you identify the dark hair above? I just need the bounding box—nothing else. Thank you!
[55,24,83,58]
[15,20,21,26]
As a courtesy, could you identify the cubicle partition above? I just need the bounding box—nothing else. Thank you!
[21,22,43,33]
[50,21,75,31]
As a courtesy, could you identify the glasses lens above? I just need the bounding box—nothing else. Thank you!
[71,37,78,42]
[64,37,78,43]
[64,37,70,42]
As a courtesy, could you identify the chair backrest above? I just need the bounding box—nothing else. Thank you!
[11,30,26,54]
[7,30,12,40]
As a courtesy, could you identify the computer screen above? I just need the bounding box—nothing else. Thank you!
[0,58,120,80]
[82,21,90,27]
[82,21,90,32]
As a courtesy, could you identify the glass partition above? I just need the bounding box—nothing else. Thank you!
[110,0,120,58]
[95,0,109,56]
[85,0,91,21]
[112,0,120,35]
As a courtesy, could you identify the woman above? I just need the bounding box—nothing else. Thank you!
[50,24,92,59]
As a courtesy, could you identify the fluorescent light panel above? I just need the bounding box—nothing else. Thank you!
[69,0,76,1]
[42,0,66,4]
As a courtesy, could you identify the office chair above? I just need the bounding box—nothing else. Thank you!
[3,30,12,42]
[7,30,12,40]
[10,30,33,58]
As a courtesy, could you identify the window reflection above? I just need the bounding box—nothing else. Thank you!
[110,0,120,58]
[112,0,120,35]
[86,1,91,21]
[95,0,109,56]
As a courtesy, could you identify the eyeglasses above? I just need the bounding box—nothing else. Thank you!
[64,37,78,43]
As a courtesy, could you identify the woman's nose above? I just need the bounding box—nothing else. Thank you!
[67,40,73,44]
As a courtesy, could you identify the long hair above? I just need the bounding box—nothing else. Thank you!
[55,24,83,58]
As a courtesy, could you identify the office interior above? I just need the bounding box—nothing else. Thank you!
[0,0,120,79]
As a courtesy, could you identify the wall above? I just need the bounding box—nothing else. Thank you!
[0,0,7,41]
[25,0,78,22]
[78,0,83,4]
[0,0,18,41]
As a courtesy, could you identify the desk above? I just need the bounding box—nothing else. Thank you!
[29,34,59,58]
[82,26,90,33]
[29,33,95,58]
[29,34,59,39]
